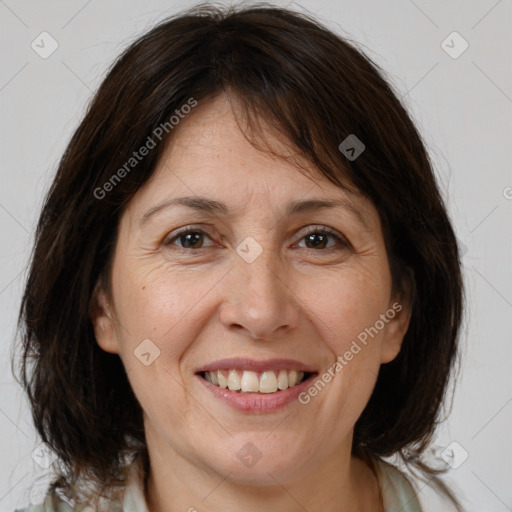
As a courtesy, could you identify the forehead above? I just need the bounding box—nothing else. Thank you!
[154,94,326,192]
[125,93,376,230]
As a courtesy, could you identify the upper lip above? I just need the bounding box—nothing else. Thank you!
[196,358,317,374]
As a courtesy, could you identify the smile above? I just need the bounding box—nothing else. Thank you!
[202,369,310,393]
[195,358,318,412]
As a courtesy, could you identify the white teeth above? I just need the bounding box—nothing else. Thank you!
[217,370,227,388]
[227,369,241,391]
[259,371,278,393]
[205,369,308,393]
[241,371,260,392]
[277,370,288,390]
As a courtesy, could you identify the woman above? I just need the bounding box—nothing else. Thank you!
[14,3,464,511]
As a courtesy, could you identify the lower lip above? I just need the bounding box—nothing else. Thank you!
[196,373,317,413]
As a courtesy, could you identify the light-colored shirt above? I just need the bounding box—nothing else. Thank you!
[15,457,425,511]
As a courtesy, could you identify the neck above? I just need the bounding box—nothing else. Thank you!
[142,434,383,512]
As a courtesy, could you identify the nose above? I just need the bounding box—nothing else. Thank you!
[219,246,301,340]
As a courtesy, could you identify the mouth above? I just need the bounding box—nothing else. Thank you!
[195,358,318,412]
[199,369,314,393]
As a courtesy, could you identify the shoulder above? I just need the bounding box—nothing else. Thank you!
[373,459,423,512]
[13,486,123,512]
[13,492,74,512]
[14,495,79,512]
[14,454,145,512]
[373,459,460,512]
[14,494,125,512]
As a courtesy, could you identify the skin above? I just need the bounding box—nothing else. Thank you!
[91,93,411,512]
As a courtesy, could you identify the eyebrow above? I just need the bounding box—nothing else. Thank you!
[139,195,370,230]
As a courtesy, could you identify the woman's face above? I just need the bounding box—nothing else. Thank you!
[92,93,410,485]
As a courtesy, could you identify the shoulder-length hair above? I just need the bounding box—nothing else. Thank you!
[14,2,463,509]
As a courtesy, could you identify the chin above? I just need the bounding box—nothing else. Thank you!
[197,435,316,486]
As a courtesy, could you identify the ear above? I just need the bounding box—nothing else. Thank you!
[89,280,120,354]
[380,299,412,364]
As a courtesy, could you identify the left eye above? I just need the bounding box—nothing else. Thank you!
[164,226,348,251]
[295,227,348,251]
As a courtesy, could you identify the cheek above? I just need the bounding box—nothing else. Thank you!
[297,265,392,427]
[113,257,205,338]
[304,263,391,358]
[110,263,208,427]
[111,258,226,387]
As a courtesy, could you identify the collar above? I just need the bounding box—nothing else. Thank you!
[373,459,423,511]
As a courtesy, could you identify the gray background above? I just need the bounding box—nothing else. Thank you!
[1,0,511,510]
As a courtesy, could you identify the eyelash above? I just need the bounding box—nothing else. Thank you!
[163,225,350,253]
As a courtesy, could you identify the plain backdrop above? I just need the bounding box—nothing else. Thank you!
[1,0,511,511]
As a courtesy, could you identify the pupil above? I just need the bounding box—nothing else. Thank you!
[307,233,326,249]
[183,232,202,248]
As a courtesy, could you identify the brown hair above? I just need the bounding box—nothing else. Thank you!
[14,2,464,509]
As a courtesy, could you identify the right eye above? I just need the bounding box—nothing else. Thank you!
[163,227,217,250]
